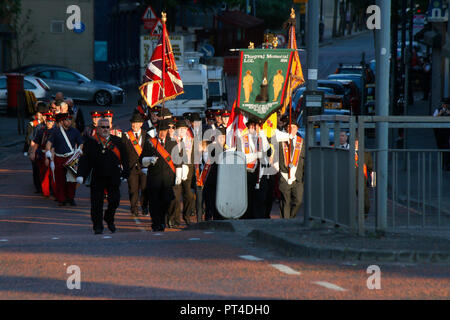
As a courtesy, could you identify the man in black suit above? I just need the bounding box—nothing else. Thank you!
[77,118,129,234]
[139,119,178,232]
[122,113,148,216]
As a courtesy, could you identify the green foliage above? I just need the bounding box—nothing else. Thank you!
[0,0,21,23]
[10,8,40,68]
[255,0,292,31]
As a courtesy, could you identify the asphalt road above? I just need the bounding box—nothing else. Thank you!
[1,33,448,301]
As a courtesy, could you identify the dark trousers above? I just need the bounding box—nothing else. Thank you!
[167,186,181,225]
[31,160,41,192]
[147,177,174,230]
[204,182,221,220]
[90,177,120,231]
[254,175,274,219]
[127,167,147,214]
[278,177,304,219]
[242,171,257,219]
[196,186,203,222]
[173,178,195,222]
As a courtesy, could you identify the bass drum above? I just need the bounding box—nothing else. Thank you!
[216,150,247,219]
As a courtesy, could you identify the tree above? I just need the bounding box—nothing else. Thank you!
[10,8,40,68]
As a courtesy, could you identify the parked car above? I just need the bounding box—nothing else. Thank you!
[292,86,335,114]
[332,79,361,115]
[334,63,375,84]
[0,74,52,114]
[17,65,125,106]
[316,79,356,113]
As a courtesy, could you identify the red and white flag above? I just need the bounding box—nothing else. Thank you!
[140,26,183,108]
[226,101,247,149]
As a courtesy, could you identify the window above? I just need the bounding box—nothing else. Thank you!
[176,85,203,100]
[35,71,53,79]
[55,71,79,82]
[24,80,37,90]
[50,21,64,33]
[208,81,221,96]
[0,78,6,89]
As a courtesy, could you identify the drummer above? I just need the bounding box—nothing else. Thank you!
[45,113,84,206]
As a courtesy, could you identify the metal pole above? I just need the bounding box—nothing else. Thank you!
[306,0,319,91]
[375,0,391,235]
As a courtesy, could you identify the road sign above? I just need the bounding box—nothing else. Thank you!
[142,6,159,30]
[427,0,448,22]
[151,19,163,36]
[200,43,215,58]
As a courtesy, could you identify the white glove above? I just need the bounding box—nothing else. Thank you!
[181,164,189,181]
[141,168,148,175]
[50,161,55,171]
[24,152,28,157]
[76,176,84,184]
[45,150,52,159]
[175,167,182,185]
[148,128,157,138]
[142,157,151,167]
[120,177,127,182]
[150,156,158,165]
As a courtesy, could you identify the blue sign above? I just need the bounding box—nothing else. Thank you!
[200,44,215,58]
[73,22,86,34]
[427,0,448,22]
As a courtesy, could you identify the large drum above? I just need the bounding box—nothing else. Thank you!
[216,150,247,219]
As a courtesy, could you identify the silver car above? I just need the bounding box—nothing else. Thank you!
[23,66,125,106]
[0,74,52,114]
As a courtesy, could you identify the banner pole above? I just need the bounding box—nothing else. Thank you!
[161,12,167,116]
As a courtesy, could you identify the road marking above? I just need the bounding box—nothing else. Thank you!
[153,233,162,236]
[189,238,200,241]
[51,237,59,240]
[313,281,347,292]
[0,239,8,242]
[270,264,301,275]
[203,231,214,234]
[239,255,264,261]
[103,236,112,239]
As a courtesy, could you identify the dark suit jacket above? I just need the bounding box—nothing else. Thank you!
[78,135,129,186]
[139,136,178,185]
[122,129,148,170]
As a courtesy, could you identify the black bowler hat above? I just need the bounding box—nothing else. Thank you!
[158,119,171,130]
[159,107,172,118]
[130,112,144,123]
[176,117,189,128]
[190,112,201,122]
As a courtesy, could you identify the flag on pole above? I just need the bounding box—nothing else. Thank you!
[281,11,305,115]
[139,25,183,108]
[226,101,247,149]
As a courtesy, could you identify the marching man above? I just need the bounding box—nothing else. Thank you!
[122,113,148,217]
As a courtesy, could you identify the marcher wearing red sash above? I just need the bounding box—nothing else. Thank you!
[122,112,148,216]
[82,111,102,139]
[140,118,178,232]
[77,118,129,234]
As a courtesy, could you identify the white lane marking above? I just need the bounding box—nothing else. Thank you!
[313,281,347,292]
[270,264,301,275]
[189,238,200,241]
[203,231,214,234]
[239,255,264,261]
[0,239,9,242]
[153,233,162,236]
[51,237,59,240]
[103,236,112,239]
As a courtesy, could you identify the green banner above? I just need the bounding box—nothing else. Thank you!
[237,49,294,120]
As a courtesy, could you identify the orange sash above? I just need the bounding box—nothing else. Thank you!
[195,162,212,187]
[127,130,143,156]
[95,134,121,162]
[283,136,303,168]
[243,133,257,170]
[355,152,368,179]
[149,137,176,174]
